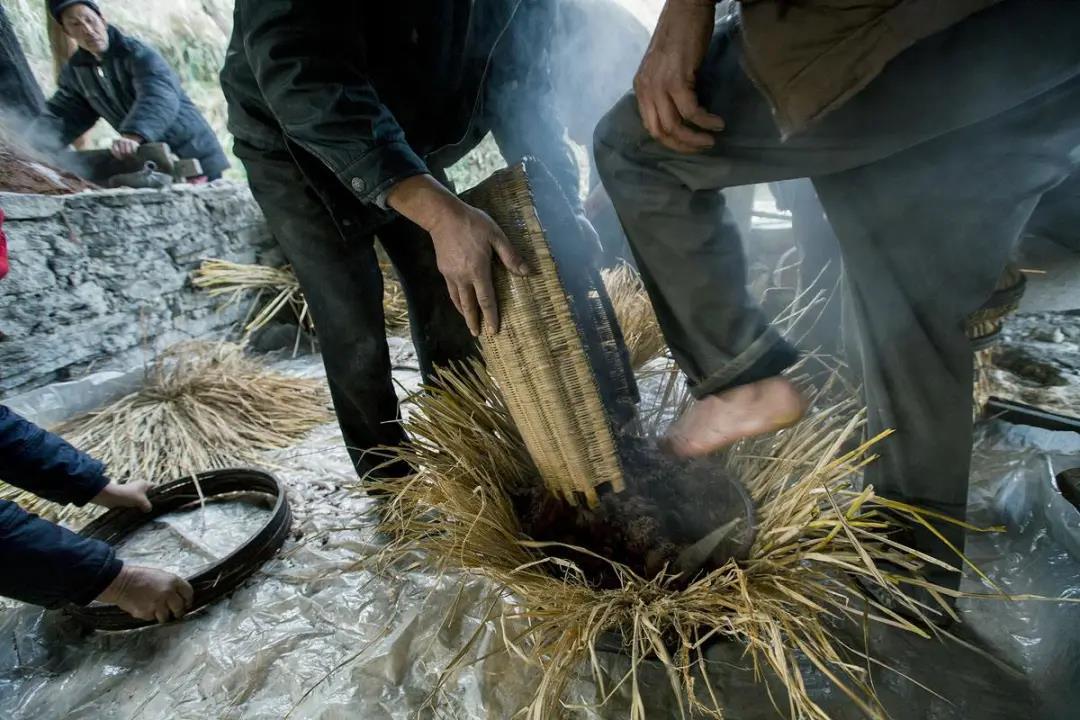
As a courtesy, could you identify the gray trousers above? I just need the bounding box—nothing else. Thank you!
[595,0,1080,586]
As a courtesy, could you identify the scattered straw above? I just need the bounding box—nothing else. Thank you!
[371,361,987,719]
[0,342,332,525]
[192,259,410,340]
[602,264,668,371]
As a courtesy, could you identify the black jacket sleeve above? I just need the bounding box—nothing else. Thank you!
[30,63,100,151]
[117,44,182,142]
[0,500,122,608]
[487,0,583,215]
[0,405,109,507]
[235,0,429,206]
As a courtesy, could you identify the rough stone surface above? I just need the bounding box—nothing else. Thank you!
[989,310,1080,418]
[0,183,278,395]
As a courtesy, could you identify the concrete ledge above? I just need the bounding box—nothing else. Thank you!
[0,192,65,220]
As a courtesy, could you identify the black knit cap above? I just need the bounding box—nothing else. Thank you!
[49,0,102,22]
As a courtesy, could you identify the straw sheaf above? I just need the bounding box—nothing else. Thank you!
[371,361,998,720]
[192,259,410,340]
[467,166,624,506]
[0,342,332,526]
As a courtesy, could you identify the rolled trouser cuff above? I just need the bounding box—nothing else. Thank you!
[688,327,799,398]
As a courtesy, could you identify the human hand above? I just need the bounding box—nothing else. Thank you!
[110,135,141,159]
[96,565,194,623]
[388,174,529,336]
[428,200,529,336]
[91,480,153,512]
[634,0,725,153]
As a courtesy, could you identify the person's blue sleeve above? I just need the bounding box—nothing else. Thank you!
[0,499,122,607]
[0,405,109,506]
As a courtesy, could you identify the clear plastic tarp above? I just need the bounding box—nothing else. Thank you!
[2,352,1078,719]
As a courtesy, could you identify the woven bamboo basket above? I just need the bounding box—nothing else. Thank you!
[462,160,637,506]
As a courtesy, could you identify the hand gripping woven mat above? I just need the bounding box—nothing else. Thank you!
[462,159,639,507]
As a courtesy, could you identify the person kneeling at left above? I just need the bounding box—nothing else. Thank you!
[0,404,193,623]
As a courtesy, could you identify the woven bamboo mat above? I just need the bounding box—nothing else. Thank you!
[463,161,630,506]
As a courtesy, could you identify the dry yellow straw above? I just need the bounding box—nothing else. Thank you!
[371,362,1003,720]
[192,259,410,337]
[0,342,332,525]
[602,263,667,371]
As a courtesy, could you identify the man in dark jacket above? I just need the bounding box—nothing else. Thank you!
[595,0,1080,601]
[0,404,193,622]
[29,0,228,180]
[220,0,588,481]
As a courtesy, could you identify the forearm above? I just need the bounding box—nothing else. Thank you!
[0,405,109,506]
[386,174,465,233]
[0,501,122,608]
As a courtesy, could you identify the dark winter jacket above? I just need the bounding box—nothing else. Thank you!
[0,405,122,608]
[29,25,229,179]
[220,0,581,232]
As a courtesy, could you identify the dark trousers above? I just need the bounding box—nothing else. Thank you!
[595,0,1080,586]
[240,147,476,480]
[1027,168,1080,251]
[769,179,845,363]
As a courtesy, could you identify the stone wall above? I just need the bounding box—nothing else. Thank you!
[0,183,277,395]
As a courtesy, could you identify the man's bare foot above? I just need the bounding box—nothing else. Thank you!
[664,377,807,457]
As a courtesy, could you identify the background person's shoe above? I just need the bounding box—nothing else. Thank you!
[135,142,175,175]
[108,161,173,189]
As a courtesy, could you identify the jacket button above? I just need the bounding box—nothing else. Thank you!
[350,177,366,193]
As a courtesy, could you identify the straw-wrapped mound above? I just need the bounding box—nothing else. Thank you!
[192,259,410,338]
[0,342,332,525]
[374,362,970,719]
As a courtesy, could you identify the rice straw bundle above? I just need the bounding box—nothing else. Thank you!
[192,259,410,337]
[373,361,981,720]
[602,264,668,371]
[192,259,313,338]
[0,342,332,525]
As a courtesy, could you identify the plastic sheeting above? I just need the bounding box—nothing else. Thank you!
[1,354,1079,719]
[115,496,275,577]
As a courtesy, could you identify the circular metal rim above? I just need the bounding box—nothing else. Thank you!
[66,467,292,631]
